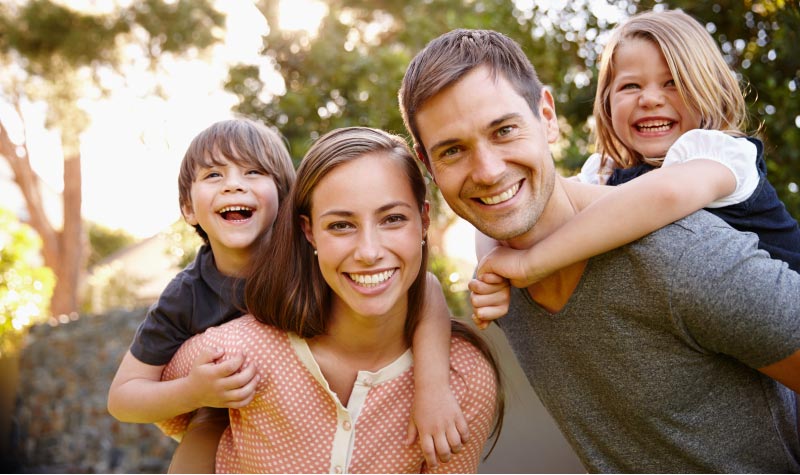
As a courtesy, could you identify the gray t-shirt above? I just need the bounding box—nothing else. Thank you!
[499,211,800,472]
[130,244,245,365]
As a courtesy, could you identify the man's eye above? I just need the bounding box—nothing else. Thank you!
[442,146,461,157]
[497,125,514,137]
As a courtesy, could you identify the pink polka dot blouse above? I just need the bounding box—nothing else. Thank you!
[157,315,498,473]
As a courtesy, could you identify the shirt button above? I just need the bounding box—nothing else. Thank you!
[343,421,352,431]
[334,466,343,474]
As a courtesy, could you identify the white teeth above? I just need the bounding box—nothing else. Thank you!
[636,120,672,132]
[218,206,253,214]
[480,182,520,205]
[347,270,395,287]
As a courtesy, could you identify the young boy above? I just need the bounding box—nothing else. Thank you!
[107,118,466,471]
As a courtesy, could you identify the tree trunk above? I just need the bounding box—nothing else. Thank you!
[0,119,83,317]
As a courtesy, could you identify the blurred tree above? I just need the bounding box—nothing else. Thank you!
[0,0,225,317]
[87,222,136,269]
[0,207,55,357]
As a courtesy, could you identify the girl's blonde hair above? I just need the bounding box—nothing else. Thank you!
[594,9,748,168]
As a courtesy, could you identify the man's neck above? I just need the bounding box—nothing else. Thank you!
[508,177,601,313]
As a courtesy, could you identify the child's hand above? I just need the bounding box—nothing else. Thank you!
[187,346,259,409]
[406,385,469,469]
[477,244,550,288]
[468,272,510,329]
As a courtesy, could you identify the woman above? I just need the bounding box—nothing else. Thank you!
[158,127,503,473]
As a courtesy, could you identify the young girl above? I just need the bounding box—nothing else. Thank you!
[470,9,800,326]
[157,127,503,473]
[107,120,466,471]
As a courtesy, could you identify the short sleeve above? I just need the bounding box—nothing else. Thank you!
[664,130,759,208]
[576,153,615,185]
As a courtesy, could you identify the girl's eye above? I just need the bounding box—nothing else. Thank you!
[620,83,640,90]
[665,79,676,87]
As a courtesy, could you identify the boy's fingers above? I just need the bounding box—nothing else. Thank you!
[419,436,438,469]
[195,345,223,366]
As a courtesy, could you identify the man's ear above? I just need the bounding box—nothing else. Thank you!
[539,88,560,144]
[300,215,316,249]
[414,144,436,184]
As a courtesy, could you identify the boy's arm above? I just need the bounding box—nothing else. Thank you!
[477,159,737,288]
[407,272,467,469]
[107,347,257,423]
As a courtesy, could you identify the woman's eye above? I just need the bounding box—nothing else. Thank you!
[384,214,408,225]
[328,222,353,231]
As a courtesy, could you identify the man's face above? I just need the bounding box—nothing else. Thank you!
[415,66,560,242]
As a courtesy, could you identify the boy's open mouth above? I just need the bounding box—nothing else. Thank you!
[218,206,254,221]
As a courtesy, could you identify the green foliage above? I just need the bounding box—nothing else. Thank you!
[428,254,470,318]
[87,222,136,268]
[0,208,55,357]
[82,261,146,314]
[163,219,203,269]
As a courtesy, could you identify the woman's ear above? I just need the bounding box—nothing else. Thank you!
[422,201,431,237]
[300,215,316,249]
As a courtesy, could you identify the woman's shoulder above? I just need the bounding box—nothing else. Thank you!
[448,332,494,377]
[203,315,289,347]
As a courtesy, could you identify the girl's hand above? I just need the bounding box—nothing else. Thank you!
[468,272,510,330]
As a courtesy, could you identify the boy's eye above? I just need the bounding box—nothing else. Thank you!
[246,169,266,176]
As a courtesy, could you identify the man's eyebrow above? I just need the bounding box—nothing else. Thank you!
[428,113,523,155]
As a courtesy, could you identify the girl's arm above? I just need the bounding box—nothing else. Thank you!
[476,159,737,289]
[107,346,257,423]
[407,272,467,469]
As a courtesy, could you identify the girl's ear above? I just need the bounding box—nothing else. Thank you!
[300,215,316,249]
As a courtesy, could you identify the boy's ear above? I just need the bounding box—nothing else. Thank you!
[414,144,436,184]
[181,202,198,226]
[299,215,316,249]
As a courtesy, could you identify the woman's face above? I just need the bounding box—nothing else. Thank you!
[301,153,429,323]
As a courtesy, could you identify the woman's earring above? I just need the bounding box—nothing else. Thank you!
[421,239,426,247]
[313,249,318,256]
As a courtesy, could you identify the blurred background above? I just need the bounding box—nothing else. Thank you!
[1,0,798,472]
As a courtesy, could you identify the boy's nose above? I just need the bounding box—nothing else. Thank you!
[223,174,246,192]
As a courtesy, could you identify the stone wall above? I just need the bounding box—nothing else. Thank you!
[10,309,176,473]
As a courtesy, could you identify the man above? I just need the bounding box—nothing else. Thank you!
[399,28,800,472]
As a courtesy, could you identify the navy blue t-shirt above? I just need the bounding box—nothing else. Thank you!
[608,137,800,272]
[129,244,245,365]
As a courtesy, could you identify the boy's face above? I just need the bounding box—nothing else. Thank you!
[414,66,560,243]
[183,155,279,263]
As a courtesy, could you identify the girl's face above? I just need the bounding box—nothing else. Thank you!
[301,153,429,324]
[609,37,702,160]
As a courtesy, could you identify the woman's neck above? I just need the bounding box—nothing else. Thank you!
[307,299,409,405]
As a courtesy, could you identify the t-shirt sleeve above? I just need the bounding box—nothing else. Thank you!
[576,153,615,185]
[668,216,800,369]
[663,130,759,208]
[129,274,195,366]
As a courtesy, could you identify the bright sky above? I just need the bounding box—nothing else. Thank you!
[17,0,327,239]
